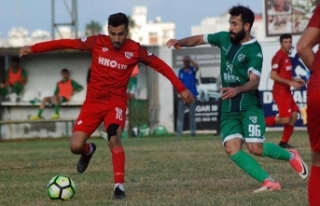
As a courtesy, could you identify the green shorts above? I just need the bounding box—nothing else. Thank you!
[220,108,266,145]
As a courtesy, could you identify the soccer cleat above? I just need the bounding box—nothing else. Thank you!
[113,185,125,199]
[279,142,295,149]
[77,143,97,173]
[289,149,309,180]
[29,115,41,120]
[50,113,60,119]
[253,179,281,193]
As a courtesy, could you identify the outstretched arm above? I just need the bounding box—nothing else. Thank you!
[166,35,206,49]
[19,36,97,57]
[139,46,194,104]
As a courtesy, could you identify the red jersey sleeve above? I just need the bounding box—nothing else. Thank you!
[31,36,97,53]
[307,4,320,29]
[271,52,282,72]
[138,46,186,93]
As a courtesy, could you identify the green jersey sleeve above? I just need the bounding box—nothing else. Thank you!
[203,31,229,48]
[247,44,263,77]
[21,69,27,79]
[71,80,83,92]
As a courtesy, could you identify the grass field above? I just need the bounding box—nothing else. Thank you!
[0,131,311,206]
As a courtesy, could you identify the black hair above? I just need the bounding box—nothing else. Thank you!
[11,56,20,63]
[229,5,255,30]
[108,12,129,30]
[280,33,292,43]
[61,68,69,74]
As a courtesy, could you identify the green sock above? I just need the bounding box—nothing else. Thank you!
[38,109,43,117]
[262,142,291,161]
[54,104,59,115]
[231,150,269,183]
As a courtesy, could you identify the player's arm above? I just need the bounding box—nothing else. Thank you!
[297,28,320,69]
[297,4,320,69]
[166,32,224,49]
[20,69,27,85]
[19,36,97,57]
[139,46,194,104]
[270,56,303,89]
[71,80,83,92]
[190,58,199,72]
[221,72,260,100]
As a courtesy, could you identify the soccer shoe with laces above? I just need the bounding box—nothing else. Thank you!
[113,185,125,199]
[76,143,96,173]
[253,179,281,193]
[289,149,309,180]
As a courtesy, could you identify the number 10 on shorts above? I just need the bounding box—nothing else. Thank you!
[249,124,261,137]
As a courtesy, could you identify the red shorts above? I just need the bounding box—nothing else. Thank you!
[273,93,299,118]
[307,91,320,153]
[73,101,127,136]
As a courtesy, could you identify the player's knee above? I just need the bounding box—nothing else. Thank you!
[106,123,120,141]
[281,117,290,125]
[247,143,263,156]
[69,141,83,154]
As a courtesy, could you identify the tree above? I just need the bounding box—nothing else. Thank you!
[85,20,102,36]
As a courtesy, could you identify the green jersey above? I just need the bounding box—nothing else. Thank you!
[204,31,263,112]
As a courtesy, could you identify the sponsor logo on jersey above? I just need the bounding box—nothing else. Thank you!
[286,65,292,71]
[238,54,246,62]
[102,47,108,52]
[272,64,279,69]
[77,120,83,125]
[98,57,128,70]
[226,61,233,73]
[81,37,87,42]
[249,116,258,124]
[125,52,133,59]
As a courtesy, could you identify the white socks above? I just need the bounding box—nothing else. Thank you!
[115,183,124,191]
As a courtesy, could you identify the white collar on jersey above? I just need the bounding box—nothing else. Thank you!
[241,36,257,45]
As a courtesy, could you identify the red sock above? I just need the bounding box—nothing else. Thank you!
[308,166,320,206]
[80,143,90,155]
[280,124,294,143]
[265,117,276,126]
[111,146,125,184]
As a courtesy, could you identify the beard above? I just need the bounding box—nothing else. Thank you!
[230,28,246,44]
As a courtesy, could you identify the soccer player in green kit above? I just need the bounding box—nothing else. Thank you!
[167,5,308,192]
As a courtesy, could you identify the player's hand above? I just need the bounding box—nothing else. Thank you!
[293,77,305,85]
[179,89,195,104]
[289,80,303,90]
[220,87,239,100]
[19,46,32,57]
[166,39,181,49]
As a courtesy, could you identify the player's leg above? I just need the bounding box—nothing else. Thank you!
[307,91,320,206]
[221,112,278,192]
[176,99,186,137]
[12,82,23,101]
[30,96,51,120]
[73,102,102,173]
[104,106,126,199]
[50,95,62,119]
[279,97,299,148]
[244,108,308,180]
[188,101,196,137]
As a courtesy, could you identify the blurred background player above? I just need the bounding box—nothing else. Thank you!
[30,68,83,120]
[19,13,194,199]
[265,34,305,148]
[0,56,27,102]
[167,4,308,193]
[176,55,199,137]
[297,3,320,206]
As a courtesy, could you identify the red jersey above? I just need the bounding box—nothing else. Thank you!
[31,35,186,103]
[271,49,292,94]
[306,4,320,91]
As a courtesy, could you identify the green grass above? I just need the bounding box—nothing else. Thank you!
[0,131,311,206]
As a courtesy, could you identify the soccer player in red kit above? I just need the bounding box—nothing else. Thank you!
[19,13,194,199]
[297,3,320,206]
[265,34,305,148]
